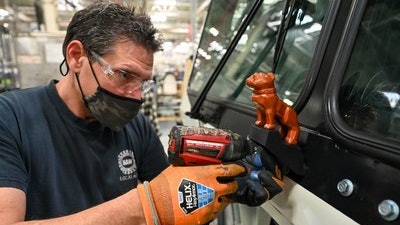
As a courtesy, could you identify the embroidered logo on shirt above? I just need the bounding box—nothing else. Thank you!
[118,150,137,181]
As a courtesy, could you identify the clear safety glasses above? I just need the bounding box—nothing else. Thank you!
[90,51,154,94]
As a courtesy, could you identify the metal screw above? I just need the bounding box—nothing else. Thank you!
[378,200,399,221]
[337,179,354,197]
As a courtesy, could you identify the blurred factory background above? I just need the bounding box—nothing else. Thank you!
[0,0,209,125]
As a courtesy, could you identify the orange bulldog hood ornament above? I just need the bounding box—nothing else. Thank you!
[246,72,300,145]
[245,72,306,176]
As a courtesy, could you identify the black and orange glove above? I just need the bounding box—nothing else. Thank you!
[232,139,285,206]
[256,139,287,199]
[137,164,246,225]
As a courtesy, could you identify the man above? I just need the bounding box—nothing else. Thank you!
[0,2,283,225]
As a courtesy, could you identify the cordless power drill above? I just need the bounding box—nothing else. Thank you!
[167,125,261,167]
[167,125,305,176]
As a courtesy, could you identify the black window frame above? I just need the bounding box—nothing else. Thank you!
[325,0,400,167]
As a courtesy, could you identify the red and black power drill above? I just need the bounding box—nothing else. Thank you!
[167,125,305,176]
[167,125,254,166]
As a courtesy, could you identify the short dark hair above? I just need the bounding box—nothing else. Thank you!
[62,2,163,58]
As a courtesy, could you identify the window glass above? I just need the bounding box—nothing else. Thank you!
[189,0,255,92]
[189,0,330,106]
[339,0,400,141]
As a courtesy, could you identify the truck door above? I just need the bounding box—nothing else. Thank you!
[185,0,400,224]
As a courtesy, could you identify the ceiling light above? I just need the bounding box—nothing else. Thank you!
[151,12,167,22]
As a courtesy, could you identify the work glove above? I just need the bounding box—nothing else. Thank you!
[137,164,246,225]
[231,140,285,206]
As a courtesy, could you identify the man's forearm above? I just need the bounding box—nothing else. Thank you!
[15,190,146,225]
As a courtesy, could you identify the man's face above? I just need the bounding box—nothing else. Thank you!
[85,41,154,100]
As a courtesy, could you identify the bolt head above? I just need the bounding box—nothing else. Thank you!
[337,179,354,197]
[378,200,399,221]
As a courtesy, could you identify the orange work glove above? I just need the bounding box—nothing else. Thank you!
[137,164,246,225]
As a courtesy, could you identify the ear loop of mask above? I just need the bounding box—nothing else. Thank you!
[59,58,69,76]
[75,71,94,120]
[75,71,96,121]
[75,72,85,99]
[87,55,102,87]
[75,56,103,109]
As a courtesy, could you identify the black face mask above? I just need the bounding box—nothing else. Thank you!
[76,57,143,131]
[83,86,143,131]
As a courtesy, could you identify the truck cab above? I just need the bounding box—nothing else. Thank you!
[182,0,400,224]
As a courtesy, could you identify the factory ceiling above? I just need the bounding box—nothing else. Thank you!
[0,0,209,42]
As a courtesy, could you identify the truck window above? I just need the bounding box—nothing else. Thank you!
[190,0,255,93]
[339,0,400,141]
[189,0,330,106]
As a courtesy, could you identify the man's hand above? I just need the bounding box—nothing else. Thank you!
[137,164,246,225]
[233,169,284,206]
[232,139,286,206]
